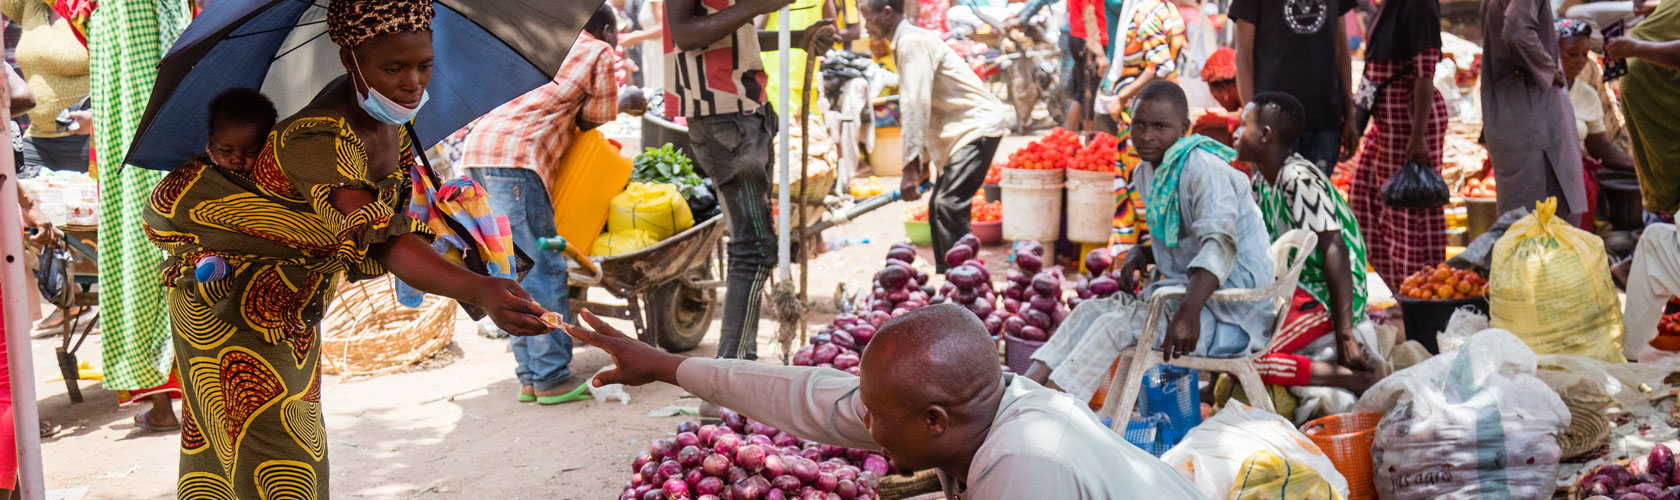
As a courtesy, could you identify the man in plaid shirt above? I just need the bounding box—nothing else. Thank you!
[458,6,619,405]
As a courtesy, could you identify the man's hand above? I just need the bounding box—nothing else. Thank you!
[1335,336,1377,372]
[469,278,549,337]
[1085,39,1109,74]
[801,19,840,50]
[1162,309,1201,362]
[29,220,59,248]
[561,310,686,387]
[899,160,924,202]
[1606,37,1644,61]
[1115,247,1152,293]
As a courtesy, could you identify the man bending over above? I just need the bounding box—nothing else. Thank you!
[560,305,1203,499]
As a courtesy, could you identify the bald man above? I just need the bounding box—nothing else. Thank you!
[561,305,1203,499]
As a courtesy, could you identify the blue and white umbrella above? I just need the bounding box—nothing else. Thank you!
[125,0,602,171]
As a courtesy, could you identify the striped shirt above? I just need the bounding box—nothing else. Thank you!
[1112,0,1186,89]
[459,32,618,187]
[663,0,768,118]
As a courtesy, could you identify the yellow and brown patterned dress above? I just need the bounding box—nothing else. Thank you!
[144,110,428,500]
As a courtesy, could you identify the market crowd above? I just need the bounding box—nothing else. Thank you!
[1,0,1679,497]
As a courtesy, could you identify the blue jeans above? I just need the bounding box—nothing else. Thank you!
[466,167,573,390]
[1293,129,1343,176]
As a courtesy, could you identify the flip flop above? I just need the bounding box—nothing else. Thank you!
[536,383,593,405]
[517,393,537,403]
[133,413,181,433]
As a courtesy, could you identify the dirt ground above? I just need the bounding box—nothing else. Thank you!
[31,137,1037,500]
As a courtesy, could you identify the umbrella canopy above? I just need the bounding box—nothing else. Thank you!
[125,0,601,171]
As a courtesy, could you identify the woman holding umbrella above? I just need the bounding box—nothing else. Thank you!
[143,1,548,497]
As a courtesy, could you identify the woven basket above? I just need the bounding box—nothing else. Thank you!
[319,275,459,378]
[1558,401,1612,461]
[1302,413,1383,500]
[878,469,942,500]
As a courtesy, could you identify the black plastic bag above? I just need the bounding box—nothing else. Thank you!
[1380,161,1451,209]
[685,179,719,220]
[34,246,73,308]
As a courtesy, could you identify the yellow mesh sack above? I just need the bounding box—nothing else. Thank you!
[591,229,661,257]
[1489,197,1625,362]
[607,181,694,240]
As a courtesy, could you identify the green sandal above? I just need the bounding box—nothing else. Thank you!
[517,393,537,403]
[537,383,593,405]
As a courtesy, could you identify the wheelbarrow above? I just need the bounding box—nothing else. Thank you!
[563,215,727,352]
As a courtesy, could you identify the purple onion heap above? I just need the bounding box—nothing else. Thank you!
[625,413,886,500]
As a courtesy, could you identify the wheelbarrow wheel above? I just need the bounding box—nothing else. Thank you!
[647,269,716,352]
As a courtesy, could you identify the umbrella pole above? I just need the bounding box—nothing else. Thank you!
[796,38,820,346]
[0,71,46,500]
[776,8,793,283]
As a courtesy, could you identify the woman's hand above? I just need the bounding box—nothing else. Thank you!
[469,277,549,337]
[1406,135,1431,166]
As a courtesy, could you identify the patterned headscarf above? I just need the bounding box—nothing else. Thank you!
[1555,18,1591,40]
[327,0,435,48]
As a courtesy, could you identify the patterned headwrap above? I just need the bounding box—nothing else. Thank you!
[327,0,435,48]
[1555,18,1591,39]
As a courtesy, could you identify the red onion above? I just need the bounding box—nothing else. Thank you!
[720,408,747,432]
[762,452,788,478]
[702,453,732,477]
[862,455,890,477]
[652,438,678,460]
[662,477,690,499]
[815,472,839,492]
[640,462,659,484]
[698,425,720,445]
[833,352,861,370]
[834,466,858,483]
[696,476,725,496]
[685,468,705,488]
[850,325,877,345]
[657,460,683,483]
[678,445,705,468]
[835,479,858,499]
[791,458,821,482]
[772,474,802,492]
[737,444,769,471]
[764,490,787,500]
[729,466,751,484]
[677,431,701,448]
[772,432,800,448]
[697,496,721,500]
[678,421,700,434]
[714,434,742,456]
[641,487,663,500]
[749,434,775,447]
[731,476,767,500]
[818,444,845,459]
[799,448,823,462]
[633,453,653,473]
[792,347,815,366]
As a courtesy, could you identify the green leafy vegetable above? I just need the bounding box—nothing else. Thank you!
[632,145,705,200]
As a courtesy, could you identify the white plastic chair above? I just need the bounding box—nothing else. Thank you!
[1099,229,1318,431]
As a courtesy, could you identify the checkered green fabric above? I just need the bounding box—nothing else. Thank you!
[93,0,190,392]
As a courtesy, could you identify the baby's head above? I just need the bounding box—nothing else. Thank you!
[205,88,277,173]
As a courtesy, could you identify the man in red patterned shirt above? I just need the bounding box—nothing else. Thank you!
[457,6,620,405]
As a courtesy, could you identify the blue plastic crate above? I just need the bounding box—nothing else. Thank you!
[1139,364,1201,448]
[1102,415,1171,457]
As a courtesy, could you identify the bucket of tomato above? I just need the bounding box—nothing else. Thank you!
[1396,264,1489,354]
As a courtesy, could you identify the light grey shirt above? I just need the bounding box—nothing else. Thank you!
[677,358,1205,500]
[1132,149,1277,356]
[891,20,1012,168]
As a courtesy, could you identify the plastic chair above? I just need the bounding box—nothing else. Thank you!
[1099,229,1318,430]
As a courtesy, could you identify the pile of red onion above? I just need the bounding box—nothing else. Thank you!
[1000,241,1069,342]
[1068,247,1122,309]
[622,408,890,500]
[930,234,1005,336]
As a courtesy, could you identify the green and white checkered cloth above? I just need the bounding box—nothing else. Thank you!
[93,0,190,392]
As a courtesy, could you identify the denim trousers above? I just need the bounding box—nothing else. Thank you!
[466,167,573,389]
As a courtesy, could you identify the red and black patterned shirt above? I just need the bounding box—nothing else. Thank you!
[662,0,768,118]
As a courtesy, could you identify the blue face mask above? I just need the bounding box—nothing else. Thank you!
[351,53,428,125]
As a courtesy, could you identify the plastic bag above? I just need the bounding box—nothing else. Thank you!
[1488,197,1624,363]
[1379,161,1451,209]
[1160,404,1350,500]
[1229,450,1345,500]
[1436,307,1490,353]
[1353,329,1569,500]
[34,246,72,308]
[607,182,695,240]
[591,229,661,257]
[588,365,631,405]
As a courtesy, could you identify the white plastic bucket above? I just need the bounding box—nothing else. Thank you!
[1065,168,1116,243]
[999,168,1065,241]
